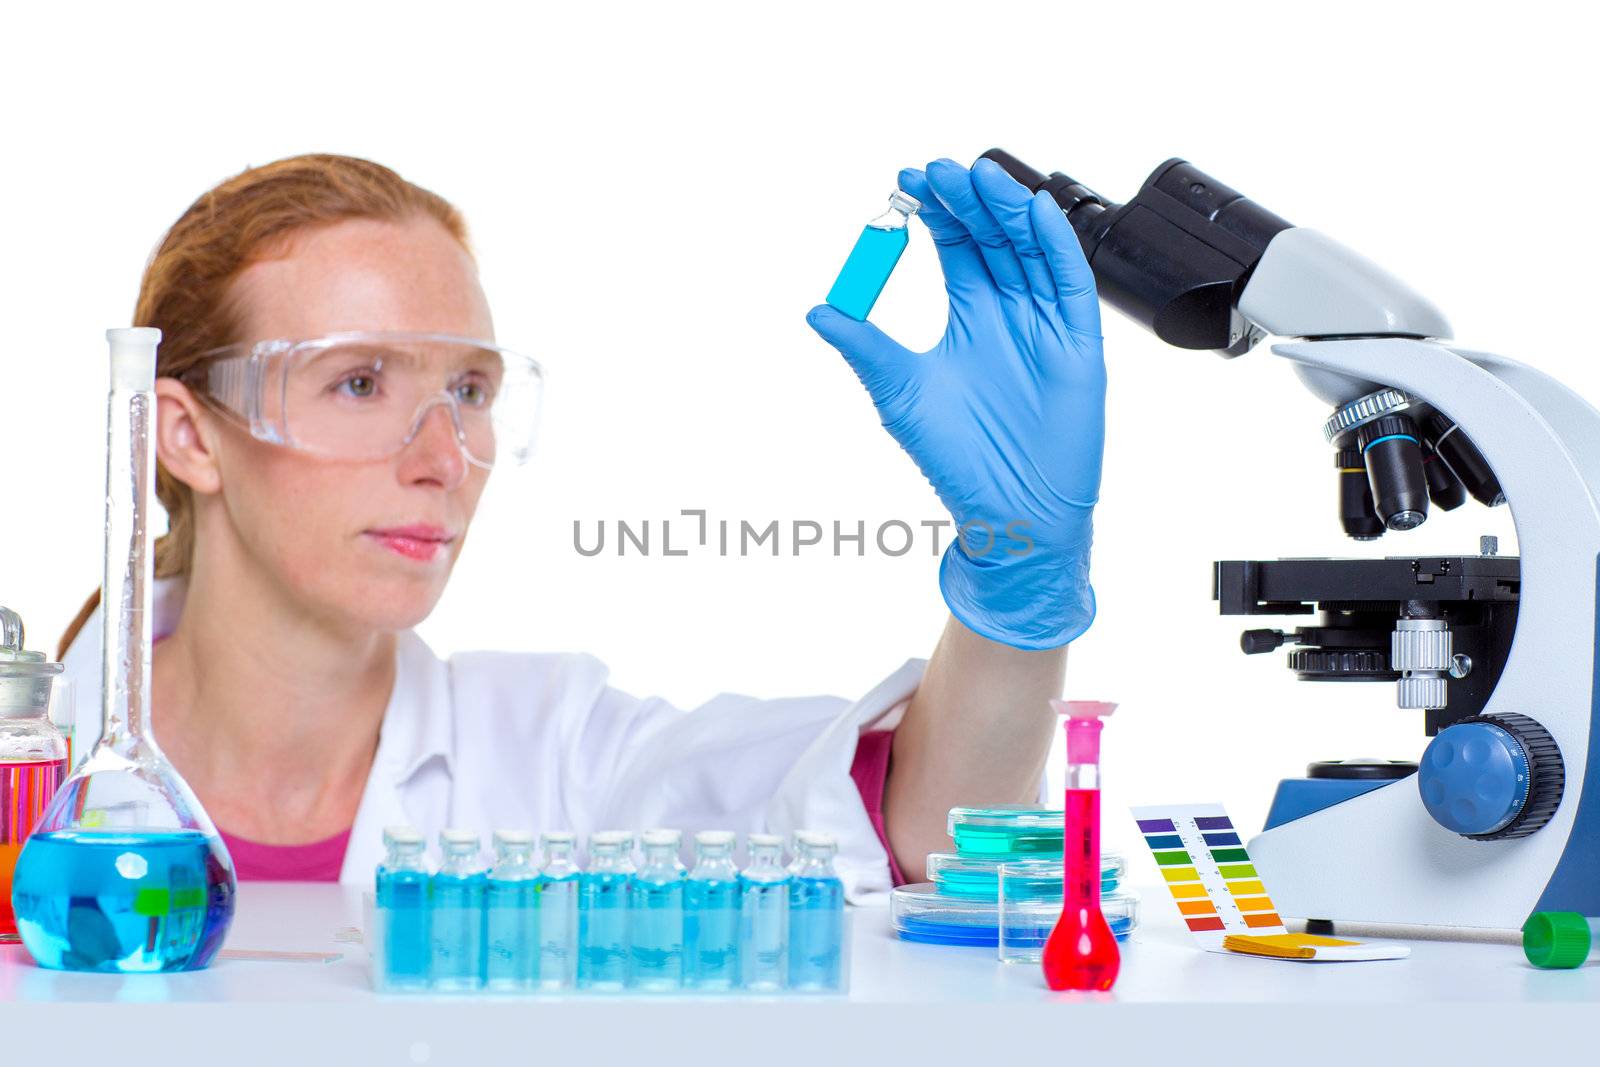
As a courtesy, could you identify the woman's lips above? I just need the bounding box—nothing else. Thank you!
[364,525,455,562]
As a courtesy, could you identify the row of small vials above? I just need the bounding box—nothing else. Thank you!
[373,825,848,994]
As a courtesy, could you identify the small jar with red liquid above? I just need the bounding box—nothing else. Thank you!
[1,606,70,937]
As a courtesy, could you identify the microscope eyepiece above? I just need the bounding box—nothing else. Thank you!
[1358,416,1430,531]
[981,148,1292,355]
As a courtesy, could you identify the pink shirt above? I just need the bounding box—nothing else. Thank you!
[219,730,905,883]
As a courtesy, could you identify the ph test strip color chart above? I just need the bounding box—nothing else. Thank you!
[1129,803,1286,951]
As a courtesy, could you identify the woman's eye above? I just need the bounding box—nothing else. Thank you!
[454,380,491,407]
[339,374,377,398]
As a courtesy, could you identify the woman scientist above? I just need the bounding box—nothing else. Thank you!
[57,153,1105,901]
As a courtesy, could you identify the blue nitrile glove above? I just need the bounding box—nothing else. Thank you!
[806,157,1106,650]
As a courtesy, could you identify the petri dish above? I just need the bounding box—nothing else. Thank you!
[891,882,1139,949]
[997,860,1141,964]
[947,806,1065,856]
[926,851,1125,900]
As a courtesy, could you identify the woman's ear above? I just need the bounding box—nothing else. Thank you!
[154,377,224,495]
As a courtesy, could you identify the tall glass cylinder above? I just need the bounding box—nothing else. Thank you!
[11,328,237,973]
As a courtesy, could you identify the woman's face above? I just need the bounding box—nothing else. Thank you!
[191,215,496,632]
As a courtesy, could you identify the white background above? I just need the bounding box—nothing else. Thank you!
[2,0,1596,879]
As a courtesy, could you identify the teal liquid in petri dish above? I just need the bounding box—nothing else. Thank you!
[826,225,910,321]
[11,829,235,973]
[578,871,630,989]
[684,878,739,989]
[788,874,844,990]
[629,876,685,990]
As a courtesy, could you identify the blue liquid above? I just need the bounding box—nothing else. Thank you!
[738,876,789,990]
[538,874,579,989]
[376,866,431,990]
[485,875,539,991]
[684,878,739,990]
[578,871,630,989]
[788,874,844,990]
[629,875,685,990]
[430,871,486,990]
[826,225,909,321]
[11,829,235,973]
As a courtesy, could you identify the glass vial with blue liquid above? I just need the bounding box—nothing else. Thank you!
[430,829,487,991]
[738,833,791,990]
[825,190,921,321]
[684,829,740,990]
[629,828,686,990]
[485,829,539,991]
[578,830,634,989]
[788,830,845,991]
[537,830,580,990]
[375,824,431,991]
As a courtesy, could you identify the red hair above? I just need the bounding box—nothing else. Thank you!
[59,154,471,657]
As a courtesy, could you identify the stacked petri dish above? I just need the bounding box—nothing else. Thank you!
[891,806,1140,952]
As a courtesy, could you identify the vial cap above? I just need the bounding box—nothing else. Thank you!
[492,829,535,846]
[695,830,736,847]
[1523,911,1593,969]
[747,832,785,848]
[888,190,922,215]
[384,824,423,845]
[590,830,632,848]
[440,828,479,848]
[641,828,681,847]
[795,829,836,849]
[540,830,577,845]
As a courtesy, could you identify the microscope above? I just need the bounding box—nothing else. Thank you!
[985,149,1598,932]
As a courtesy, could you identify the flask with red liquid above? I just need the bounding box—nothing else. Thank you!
[1042,699,1119,992]
[0,605,70,938]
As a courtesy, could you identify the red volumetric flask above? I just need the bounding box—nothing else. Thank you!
[1042,700,1120,992]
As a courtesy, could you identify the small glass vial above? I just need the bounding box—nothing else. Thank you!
[788,830,845,991]
[537,830,580,990]
[430,828,487,991]
[374,824,431,991]
[685,829,740,990]
[824,190,921,322]
[738,832,791,991]
[578,830,634,990]
[485,829,540,991]
[629,828,686,990]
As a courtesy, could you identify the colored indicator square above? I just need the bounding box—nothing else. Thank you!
[1194,816,1233,831]
[1227,880,1266,896]
[1210,848,1251,863]
[1218,864,1258,879]
[1244,912,1283,929]
[1233,896,1276,913]
[1144,834,1185,850]
[1153,850,1193,866]
[1177,900,1217,917]
[1161,867,1201,883]
[1137,819,1177,833]
[1169,883,1209,899]
[1186,916,1227,933]
[1202,832,1241,847]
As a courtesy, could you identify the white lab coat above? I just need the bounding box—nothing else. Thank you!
[61,577,927,904]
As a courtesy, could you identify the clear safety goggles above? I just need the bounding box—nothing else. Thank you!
[182,331,545,469]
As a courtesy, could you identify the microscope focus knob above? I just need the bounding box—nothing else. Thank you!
[1417,713,1564,840]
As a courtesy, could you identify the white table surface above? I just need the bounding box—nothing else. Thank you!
[2,881,1595,1065]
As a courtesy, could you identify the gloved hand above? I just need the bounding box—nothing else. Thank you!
[807,157,1106,650]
